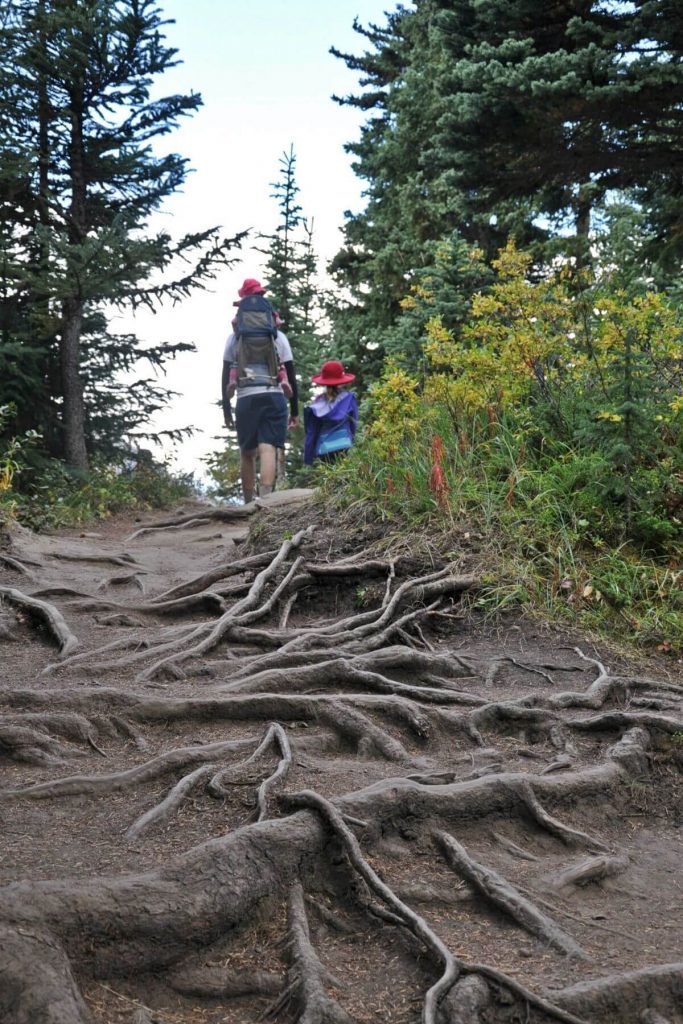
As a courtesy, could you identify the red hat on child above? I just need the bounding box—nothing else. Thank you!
[238,278,266,298]
[311,360,355,386]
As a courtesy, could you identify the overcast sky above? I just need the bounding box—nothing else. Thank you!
[126,0,398,476]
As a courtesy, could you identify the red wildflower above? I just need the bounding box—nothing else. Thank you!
[486,404,497,437]
[430,435,449,508]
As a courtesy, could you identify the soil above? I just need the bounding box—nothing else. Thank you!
[0,489,682,1024]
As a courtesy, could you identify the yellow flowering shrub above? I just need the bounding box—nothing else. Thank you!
[365,363,422,459]
[418,241,682,444]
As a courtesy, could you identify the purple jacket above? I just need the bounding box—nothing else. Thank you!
[303,391,358,465]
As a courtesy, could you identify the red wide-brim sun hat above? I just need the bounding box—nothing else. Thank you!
[233,278,266,304]
[311,360,356,386]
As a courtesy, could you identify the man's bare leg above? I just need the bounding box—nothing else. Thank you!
[258,443,277,496]
[240,448,257,504]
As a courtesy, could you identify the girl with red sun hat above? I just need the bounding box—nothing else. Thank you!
[303,360,358,465]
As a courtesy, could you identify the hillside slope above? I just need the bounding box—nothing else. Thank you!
[0,492,681,1024]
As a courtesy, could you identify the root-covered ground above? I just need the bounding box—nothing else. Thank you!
[1,490,681,1024]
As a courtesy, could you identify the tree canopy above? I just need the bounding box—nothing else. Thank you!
[0,0,243,470]
[330,0,683,376]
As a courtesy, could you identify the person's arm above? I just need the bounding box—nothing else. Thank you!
[221,360,234,426]
[222,334,237,425]
[283,360,298,419]
[276,331,298,422]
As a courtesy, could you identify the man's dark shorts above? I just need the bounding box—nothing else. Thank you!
[236,392,288,452]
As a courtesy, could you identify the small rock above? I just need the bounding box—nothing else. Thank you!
[131,1009,155,1024]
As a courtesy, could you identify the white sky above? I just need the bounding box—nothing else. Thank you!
[122,0,397,475]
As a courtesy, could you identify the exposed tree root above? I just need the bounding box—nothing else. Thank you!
[253,722,292,820]
[438,974,490,1024]
[44,624,201,676]
[125,504,255,541]
[133,528,314,679]
[437,832,585,957]
[126,763,217,839]
[218,656,484,710]
[47,564,475,683]
[548,853,631,890]
[491,832,539,862]
[279,589,298,630]
[67,589,230,616]
[0,692,417,799]
[0,923,91,1024]
[550,962,683,1022]
[224,643,480,691]
[167,964,283,999]
[207,721,292,821]
[0,723,84,766]
[516,779,609,852]
[96,573,145,593]
[150,549,278,604]
[0,736,255,801]
[272,881,354,1024]
[284,789,460,1024]
[0,717,661,1024]
[273,570,477,658]
[0,612,16,641]
[548,649,683,711]
[127,516,214,541]
[31,586,92,599]
[0,711,107,763]
[483,655,557,688]
[467,700,559,745]
[0,553,34,576]
[0,810,327,1022]
[0,586,78,656]
[2,507,682,1024]
[284,789,588,1024]
[50,551,141,568]
[337,728,649,840]
[568,710,683,736]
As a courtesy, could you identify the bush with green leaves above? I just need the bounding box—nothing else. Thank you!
[324,242,682,652]
[0,406,195,532]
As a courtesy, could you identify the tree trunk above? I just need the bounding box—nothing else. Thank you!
[60,88,88,471]
[60,296,88,471]
[575,185,591,269]
[35,0,62,457]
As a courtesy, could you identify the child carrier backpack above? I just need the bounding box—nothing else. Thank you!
[234,294,279,387]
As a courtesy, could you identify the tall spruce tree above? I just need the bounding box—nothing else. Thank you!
[329,1,683,379]
[428,0,683,262]
[258,146,325,403]
[328,7,428,384]
[0,0,243,470]
[329,4,516,386]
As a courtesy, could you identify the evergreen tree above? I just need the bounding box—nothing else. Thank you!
[258,146,325,403]
[0,0,244,470]
[259,145,303,331]
[429,0,683,262]
[328,4,515,386]
[384,232,493,371]
[329,1,683,380]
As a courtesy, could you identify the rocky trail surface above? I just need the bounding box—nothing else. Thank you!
[0,491,681,1024]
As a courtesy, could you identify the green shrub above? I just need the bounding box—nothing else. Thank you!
[0,412,196,532]
[322,244,682,653]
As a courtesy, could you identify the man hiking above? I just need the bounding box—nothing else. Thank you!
[222,278,298,504]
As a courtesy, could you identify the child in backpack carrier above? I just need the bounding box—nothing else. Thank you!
[225,312,292,401]
[303,360,358,465]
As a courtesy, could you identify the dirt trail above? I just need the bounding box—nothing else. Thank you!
[0,492,681,1024]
